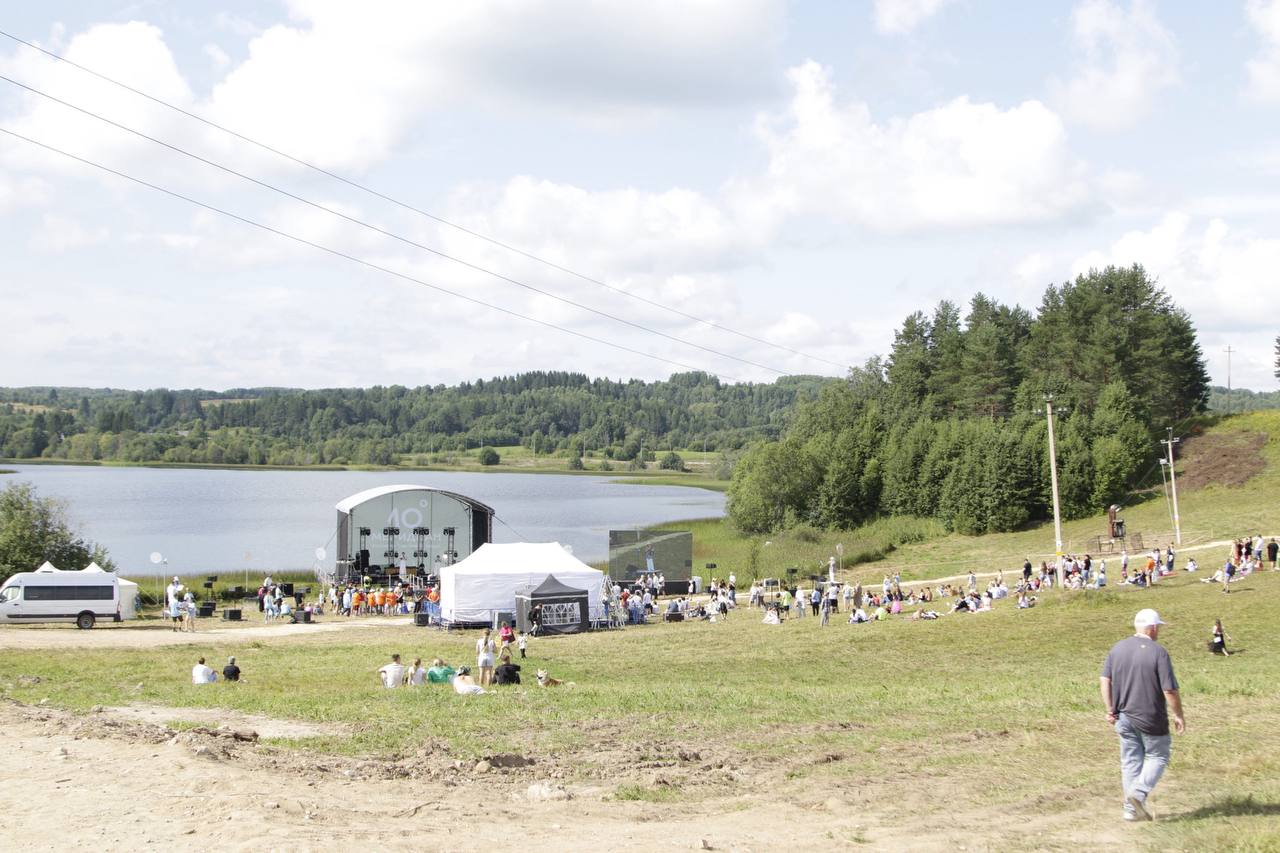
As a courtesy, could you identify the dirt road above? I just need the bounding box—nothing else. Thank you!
[0,701,1132,852]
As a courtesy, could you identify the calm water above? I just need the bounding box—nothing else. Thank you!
[0,465,724,575]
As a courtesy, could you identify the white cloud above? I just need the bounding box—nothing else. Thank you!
[872,0,956,34]
[203,44,231,71]
[30,213,109,253]
[1071,212,1280,388]
[736,62,1096,232]
[1246,0,1280,100]
[1050,0,1178,130]
[0,171,52,212]
[2,3,783,176]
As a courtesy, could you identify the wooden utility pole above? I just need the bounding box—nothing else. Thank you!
[1045,395,1065,587]
[1161,428,1182,546]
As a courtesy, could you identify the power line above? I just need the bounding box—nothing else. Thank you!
[0,28,850,373]
[0,125,750,383]
[0,71,791,378]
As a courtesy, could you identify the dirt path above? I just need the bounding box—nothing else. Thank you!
[0,701,1140,852]
[0,616,412,650]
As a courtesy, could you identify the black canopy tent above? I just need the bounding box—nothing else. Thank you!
[515,574,590,634]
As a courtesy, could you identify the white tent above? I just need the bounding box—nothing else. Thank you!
[35,561,59,573]
[440,542,605,625]
[82,563,139,620]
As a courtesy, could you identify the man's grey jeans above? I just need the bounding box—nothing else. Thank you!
[1116,713,1171,811]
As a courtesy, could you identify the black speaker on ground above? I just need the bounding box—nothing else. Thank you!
[222,608,242,621]
[293,610,312,624]
[198,602,216,618]
[415,612,431,627]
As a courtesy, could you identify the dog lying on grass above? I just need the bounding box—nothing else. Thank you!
[535,669,574,687]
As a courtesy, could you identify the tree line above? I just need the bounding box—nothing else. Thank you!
[727,266,1212,535]
[0,372,830,468]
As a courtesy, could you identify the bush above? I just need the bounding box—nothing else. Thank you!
[659,451,685,471]
[478,447,500,466]
[567,455,584,470]
[0,482,116,582]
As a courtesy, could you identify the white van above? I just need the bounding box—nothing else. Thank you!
[0,570,122,629]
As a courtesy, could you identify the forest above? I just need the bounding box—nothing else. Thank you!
[726,265,1213,535]
[0,371,827,468]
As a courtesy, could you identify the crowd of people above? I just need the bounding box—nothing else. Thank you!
[372,621,531,695]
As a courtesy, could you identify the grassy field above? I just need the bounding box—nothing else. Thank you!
[1,570,1277,848]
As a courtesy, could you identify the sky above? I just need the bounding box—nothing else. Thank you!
[1,0,1278,392]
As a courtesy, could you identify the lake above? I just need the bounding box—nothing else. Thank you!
[0,465,725,575]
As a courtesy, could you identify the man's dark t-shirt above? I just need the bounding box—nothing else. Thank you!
[1101,635,1178,735]
[494,662,521,685]
[1269,541,1279,561]
[223,664,241,682]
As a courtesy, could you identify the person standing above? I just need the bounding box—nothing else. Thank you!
[1268,538,1279,571]
[1209,619,1231,656]
[1100,609,1185,821]
[476,628,497,687]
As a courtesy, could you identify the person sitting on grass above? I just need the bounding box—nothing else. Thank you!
[849,606,869,624]
[427,658,455,684]
[378,653,405,688]
[494,653,521,685]
[452,666,486,695]
[191,657,217,684]
[762,605,781,625]
[222,656,241,682]
[406,657,428,686]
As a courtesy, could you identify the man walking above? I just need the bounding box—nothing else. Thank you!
[1100,609,1185,821]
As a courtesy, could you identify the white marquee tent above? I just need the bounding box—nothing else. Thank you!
[83,562,140,620]
[440,542,605,625]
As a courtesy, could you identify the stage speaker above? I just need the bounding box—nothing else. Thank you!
[222,609,242,621]
[293,610,312,624]
[279,582,294,596]
[198,602,216,618]
[415,612,431,627]
[359,549,370,570]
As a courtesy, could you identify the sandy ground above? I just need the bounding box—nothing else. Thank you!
[0,700,1138,853]
[102,704,345,739]
[0,616,413,650]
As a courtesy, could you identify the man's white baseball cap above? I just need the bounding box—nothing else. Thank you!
[1134,608,1165,629]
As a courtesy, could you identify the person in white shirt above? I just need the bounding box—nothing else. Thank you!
[378,653,405,688]
[406,657,427,686]
[191,657,217,684]
[166,577,182,607]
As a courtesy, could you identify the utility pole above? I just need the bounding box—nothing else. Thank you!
[1224,345,1235,413]
[1045,395,1065,588]
[1161,428,1182,546]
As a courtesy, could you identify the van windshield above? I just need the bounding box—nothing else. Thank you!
[1,586,19,602]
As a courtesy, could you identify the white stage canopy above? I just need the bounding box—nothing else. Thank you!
[440,542,605,625]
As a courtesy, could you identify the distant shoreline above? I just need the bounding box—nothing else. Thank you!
[0,458,726,492]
